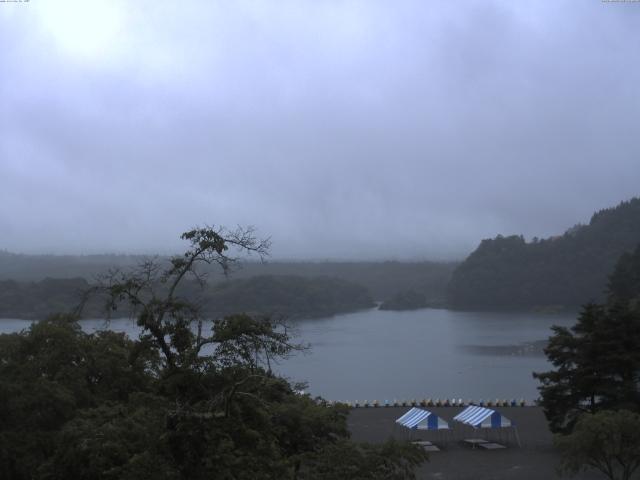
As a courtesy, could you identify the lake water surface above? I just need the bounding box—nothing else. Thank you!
[0,308,576,402]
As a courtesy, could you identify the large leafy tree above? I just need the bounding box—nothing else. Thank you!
[556,410,640,480]
[0,226,428,480]
[0,315,159,480]
[88,226,272,372]
[298,439,429,480]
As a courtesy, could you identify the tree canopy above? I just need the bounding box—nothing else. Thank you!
[448,198,640,309]
[555,410,640,480]
[0,226,427,479]
[534,244,640,434]
[379,289,429,311]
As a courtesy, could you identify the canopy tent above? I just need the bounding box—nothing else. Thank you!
[396,407,449,430]
[453,405,520,447]
[453,405,512,428]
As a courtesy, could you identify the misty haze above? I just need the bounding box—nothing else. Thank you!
[1,2,640,480]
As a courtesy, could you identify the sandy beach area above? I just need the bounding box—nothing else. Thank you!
[348,406,603,480]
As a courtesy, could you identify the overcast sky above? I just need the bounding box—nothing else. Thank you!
[1,1,639,260]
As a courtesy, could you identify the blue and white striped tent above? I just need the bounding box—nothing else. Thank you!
[453,405,512,429]
[396,407,449,430]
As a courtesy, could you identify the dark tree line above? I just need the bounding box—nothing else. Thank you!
[0,275,373,320]
[0,251,456,304]
[448,198,640,309]
[202,275,374,319]
[379,290,430,311]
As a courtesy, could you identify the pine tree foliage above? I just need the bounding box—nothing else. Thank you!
[534,243,640,434]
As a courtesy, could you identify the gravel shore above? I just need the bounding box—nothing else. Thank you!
[348,406,602,479]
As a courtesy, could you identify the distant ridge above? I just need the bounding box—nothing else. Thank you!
[0,248,456,317]
[447,197,640,310]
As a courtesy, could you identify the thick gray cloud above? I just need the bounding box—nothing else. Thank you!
[1,0,639,260]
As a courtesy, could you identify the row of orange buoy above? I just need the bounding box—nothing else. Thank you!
[330,398,528,408]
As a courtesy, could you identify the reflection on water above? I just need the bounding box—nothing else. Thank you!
[0,307,576,401]
[458,340,548,357]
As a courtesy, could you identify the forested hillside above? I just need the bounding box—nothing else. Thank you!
[0,275,373,320]
[379,290,430,311]
[0,278,91,319]
[0,251,140,281]
[0,252,455,303]
[196,275,374,319]
[448,198,640,309]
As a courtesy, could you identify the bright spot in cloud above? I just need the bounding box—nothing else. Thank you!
[35,0,124,60]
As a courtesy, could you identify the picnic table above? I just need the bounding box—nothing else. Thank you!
[412,440,441,452]
[463,438,488,449]
[479,442,506,450]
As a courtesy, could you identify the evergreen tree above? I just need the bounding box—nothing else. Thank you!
[534,244,640,433]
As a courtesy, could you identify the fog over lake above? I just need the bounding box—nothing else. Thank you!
[1,308,575,402]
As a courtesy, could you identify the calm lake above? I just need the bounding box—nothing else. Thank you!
[0,308,576,402]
